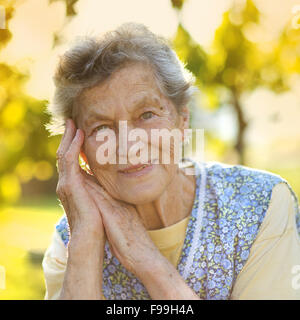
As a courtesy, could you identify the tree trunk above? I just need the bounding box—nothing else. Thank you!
[232,91,247,165]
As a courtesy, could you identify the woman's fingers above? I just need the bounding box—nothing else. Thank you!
[84,182,123,251]
[85,178,157,276]
[56,123,85,203]
[85,179,114,213]
[56,119,77,173]
[85,178,123,213]
[65,128,84,174]
[54,120,107,241]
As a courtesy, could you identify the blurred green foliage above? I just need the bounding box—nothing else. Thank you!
[49,0,79,16]
[0,0,299,206]
[0,63,61,204]
[173,0,300,164]
[0,197,62,299]
[0,0,299,300]
[0,1,61,206]
[171,0,186,11]
[0,0,14,48]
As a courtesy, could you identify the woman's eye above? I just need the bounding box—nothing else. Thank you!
[140,111,154,120]
[94,124,110,132]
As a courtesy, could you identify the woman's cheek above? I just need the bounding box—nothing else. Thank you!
[86,132,117,167]
[147,124,182,165]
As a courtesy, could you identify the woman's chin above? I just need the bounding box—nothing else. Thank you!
[119,184,165,205]
[116,164,172,204]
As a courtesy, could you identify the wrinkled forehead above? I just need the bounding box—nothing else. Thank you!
[73,62,169,122]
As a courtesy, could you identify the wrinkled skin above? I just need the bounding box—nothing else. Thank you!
[56,62,199,300]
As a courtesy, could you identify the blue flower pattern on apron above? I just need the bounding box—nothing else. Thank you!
[55,160,300,300]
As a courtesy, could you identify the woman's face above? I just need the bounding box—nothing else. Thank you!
[75,62,189,204]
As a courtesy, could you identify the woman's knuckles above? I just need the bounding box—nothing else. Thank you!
[65,150,76,164]
[56,149,64,161]
[56,149,79,171]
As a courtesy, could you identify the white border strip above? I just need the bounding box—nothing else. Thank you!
[182,161,207,280]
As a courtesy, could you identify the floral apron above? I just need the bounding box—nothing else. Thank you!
[56,159,300,299]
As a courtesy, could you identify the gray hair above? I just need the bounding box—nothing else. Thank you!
[46,22,196,135]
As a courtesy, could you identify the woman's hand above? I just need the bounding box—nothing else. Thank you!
[56,118,199,300]
[85,178,162,277]
[56,118,106,299]
[85,180,200,300]
[56,119,105,239]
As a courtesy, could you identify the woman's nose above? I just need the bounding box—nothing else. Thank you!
[116,122,149,164]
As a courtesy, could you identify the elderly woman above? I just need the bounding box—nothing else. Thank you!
[43,23,300,300]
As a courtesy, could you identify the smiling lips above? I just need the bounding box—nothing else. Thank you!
[118,159,157,174]
[119,164,150,174]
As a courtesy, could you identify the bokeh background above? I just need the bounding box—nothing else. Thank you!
[0,0,299,299]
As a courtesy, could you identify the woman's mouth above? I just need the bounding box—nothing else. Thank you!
[118,160,157,177]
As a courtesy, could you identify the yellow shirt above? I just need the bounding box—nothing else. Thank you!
[147,215,190,268]
[42,182,300,299]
